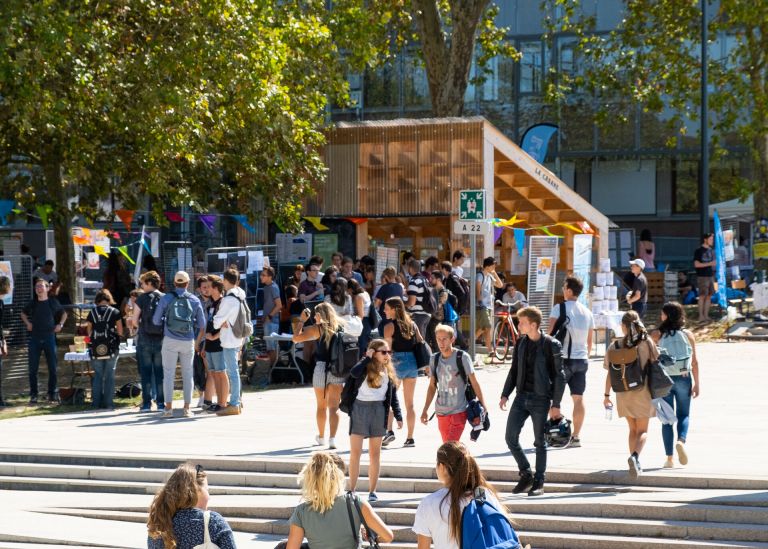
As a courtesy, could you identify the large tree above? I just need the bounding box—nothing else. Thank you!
[543,0,768,225]
[0,1,352,295]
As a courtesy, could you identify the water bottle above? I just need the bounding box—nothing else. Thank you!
[604,404,613,420]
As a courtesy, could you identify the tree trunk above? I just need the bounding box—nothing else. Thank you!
[411,0,490,117]
[43,156,75,306]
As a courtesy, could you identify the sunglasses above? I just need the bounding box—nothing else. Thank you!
[376,350,392,355]
[195,464,205,475]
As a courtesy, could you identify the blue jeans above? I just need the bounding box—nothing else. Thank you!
[662,375,692,456]
[505,392,551,481]
[137,338,164,409]
[91,355,118,409]
[222,347,240,406]
[264,320,280,351]
[28,333,58,398]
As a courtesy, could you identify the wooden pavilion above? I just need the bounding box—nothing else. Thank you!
[304,117,609,275]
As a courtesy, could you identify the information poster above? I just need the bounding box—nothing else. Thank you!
[535,257,553,291]
[313,234,338,268]
[276,233,312,265]
[0,261,12,304]
[724,229,735,262]
[247,251,264,273]
[375,245,400,280]
[86,252,100,270]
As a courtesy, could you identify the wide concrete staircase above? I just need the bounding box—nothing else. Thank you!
[1,449,768,548]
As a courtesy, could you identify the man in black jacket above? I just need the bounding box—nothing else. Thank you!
[500,306,565,496]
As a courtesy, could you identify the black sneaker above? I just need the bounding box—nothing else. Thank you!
[528,478,544,496]
[206,404,221,413]
[381,431,395,446]
[403,438,415,448]
[512,472,534,494]
[29,396,38,405]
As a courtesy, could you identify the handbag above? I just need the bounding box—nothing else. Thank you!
[411,324,432,369]
[648,358,674,399]
[345,491,381,549]
[192,510,220,549]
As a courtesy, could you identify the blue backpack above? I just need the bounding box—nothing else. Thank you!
[166,293,195,335]
[461,488,520,549]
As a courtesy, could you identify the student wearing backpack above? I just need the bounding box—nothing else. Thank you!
[200,275,228,413]
[382,297,422,448]
[152,271,206,418]
[413,441,519,549]
[212,268,250,416]
[500,306,565,497]
[374,267,405,336]
[421,325,487,442]
[405,258,433,341]
[292,302,347,449]
[548,276,594,447]
[476,257,504,356]
[21,278,67,404]
[603,311,659,478]
[342,339,403,503]
[132,271,166,412]
[85,290,124,409]
[651,302,700,469]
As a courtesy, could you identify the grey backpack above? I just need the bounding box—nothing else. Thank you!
[230,295,253,339]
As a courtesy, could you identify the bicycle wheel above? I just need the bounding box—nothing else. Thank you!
[492,320,511,361]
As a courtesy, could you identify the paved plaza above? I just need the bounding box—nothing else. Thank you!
[0,341,766,547]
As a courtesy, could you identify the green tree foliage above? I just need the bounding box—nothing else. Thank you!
[542,0,768,221]
[0,1,355,293]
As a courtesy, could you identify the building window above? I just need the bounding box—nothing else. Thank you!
[403,53,430,108]
[364,63,400,109]
[519,41,544,94]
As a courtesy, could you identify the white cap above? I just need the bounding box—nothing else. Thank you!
[174,271,190,284]
[629,259,646,270]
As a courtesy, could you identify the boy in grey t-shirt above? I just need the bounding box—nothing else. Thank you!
[420,324,487,442]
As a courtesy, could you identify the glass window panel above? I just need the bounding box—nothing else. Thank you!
[364,64,400,109]
[519,41,543,94]
[403,53,430,108]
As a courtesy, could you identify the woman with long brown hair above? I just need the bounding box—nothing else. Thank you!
[343,338,403,503]
[382,297,423,448]
[412,442,509,549]
[604,310,659,478]
[292,302,346,449]
[147,463,235,548]
[284,452,393,549]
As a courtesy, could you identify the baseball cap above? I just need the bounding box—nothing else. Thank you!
[629,259,646,270]
[174,271,190,284]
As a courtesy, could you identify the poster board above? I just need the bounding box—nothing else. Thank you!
[0,261,13,305]
[313,234,338,268]
[375,245,400,280]
[276,233,312,265]
[572,234,593,307]
[527,236,559,326]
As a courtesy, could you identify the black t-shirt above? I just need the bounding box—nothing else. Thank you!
[374,283,405,317]
[205,298,223,353]
[632,273,648,304]
[694,246,715,277]
[522,338,540,393]
[86,305,121,341]
[23,298,64,336]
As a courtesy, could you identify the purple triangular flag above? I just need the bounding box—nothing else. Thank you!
[199,214,216,234]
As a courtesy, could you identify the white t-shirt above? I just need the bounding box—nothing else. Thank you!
[413,487,502,549]
[357,371,388,401]
[452,266,464,278]
[549,300,595,360]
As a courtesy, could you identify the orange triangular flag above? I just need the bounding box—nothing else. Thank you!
[115,209,135,232]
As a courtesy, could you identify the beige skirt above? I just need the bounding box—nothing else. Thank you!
[617,386,655,419]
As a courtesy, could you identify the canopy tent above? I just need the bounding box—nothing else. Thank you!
[709,195,754,221]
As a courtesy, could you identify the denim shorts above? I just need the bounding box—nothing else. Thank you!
[264,320,280,351]
[393,351,419,379]
[207,351,225,372]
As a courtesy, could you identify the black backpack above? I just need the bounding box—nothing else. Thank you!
[432,350,476,402]
[446,273,470,315]
[367,299,381,329]
[550,302,572,359]
[328,329,359,379]
[141,291,165,336]
[416,275,438,315]
[90,306,120,359]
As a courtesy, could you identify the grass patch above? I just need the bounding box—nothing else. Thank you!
[0,395,141,420]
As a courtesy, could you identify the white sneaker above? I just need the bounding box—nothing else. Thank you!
[315,435,326,446]
[663,459,674,469]
[328,437,337,449]
[676,441,688,465]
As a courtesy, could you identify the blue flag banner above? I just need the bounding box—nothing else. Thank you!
[713,210,727,309]
[513,228,526,257]
[233,214,256,234]
[520,123,559,163]
[0,200,15,226]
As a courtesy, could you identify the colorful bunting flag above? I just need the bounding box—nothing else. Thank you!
[493,227,503,244]
[513,228,526,257]
[556,222,583,234]
[142,238,152,255]
[115,209,135,232]
[94,245,109,257]
[198,214,216,234]
[304,217,330,231]
[539,226,557,237]
[164,211,184,223]
[117,245,135,265]
[35,204,53,229]
[72,235,90,246]
[0,200,15,226]
[232,214,256,234]
[345,218,368,225]
[577,221,594,235]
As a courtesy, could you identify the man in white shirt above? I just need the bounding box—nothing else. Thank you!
[548,276,594,447]
[451,250,465,278]
[213,268,248,416]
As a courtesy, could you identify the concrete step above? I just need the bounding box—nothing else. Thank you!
[42,508,768,547]
[1,448,766,491]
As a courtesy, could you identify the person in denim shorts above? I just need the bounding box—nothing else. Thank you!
[382,297,422,448]
[201,275,227,413]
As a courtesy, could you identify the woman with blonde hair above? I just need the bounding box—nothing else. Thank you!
[604,310,659,478]
[382,297,423,448]
[147,463,235,548]
[293,302,346,449]
[284,452,393,549]
[342,338,403,503]
[413,442,515,549]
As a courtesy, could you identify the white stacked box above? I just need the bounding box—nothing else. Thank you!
[596,272,608,286]
[605,285,617,299]
[607,299,619,312]
[593,286,605,300]
[599,258,611,273]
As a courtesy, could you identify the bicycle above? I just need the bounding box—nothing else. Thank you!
[491,300,520,361]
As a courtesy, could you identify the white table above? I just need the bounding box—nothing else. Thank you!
[262,334,304,384]
[64,346,137,387]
